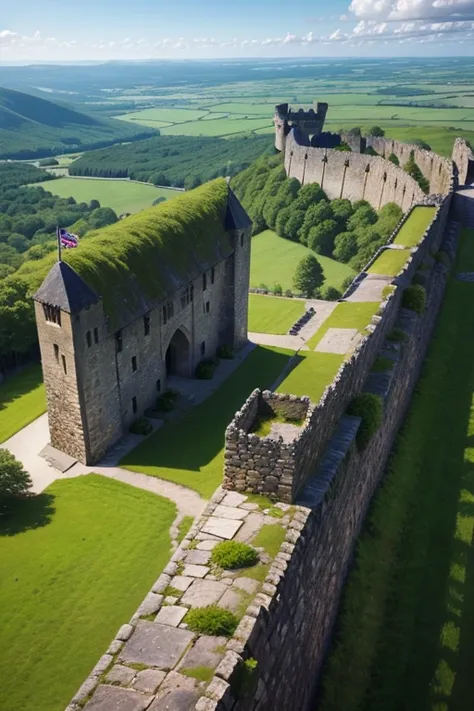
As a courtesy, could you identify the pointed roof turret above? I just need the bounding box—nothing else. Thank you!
[225,188,252,231]
[33,261,99,314]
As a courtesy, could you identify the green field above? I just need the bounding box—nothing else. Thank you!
[121,345,291,498]
[250,230,355,293]
[318,229,474,711]
[0,474,176,711]
[367,249,411,276]
[393,206,437,247]
[307,302,381,351]
[277,352,344,404]
[248,294,305,334]
[0,365,46,443]
[34,177,180,214]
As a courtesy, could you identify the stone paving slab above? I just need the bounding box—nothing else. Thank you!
[133,669,166,694]
[233,577,260,595]
[105,665,135,686]
[171,576,194,592]
[148,689,198,711]
[182,564,209,578]
[184,549,211,565]
[83,685,152,711]
[219,588,243,612]
[201,516,244,539]
[221,492,247,507]
[212,504,249,520]
[120,622,194,669]
[155,606,188,628]
[181,579,227,607]
[233,512,265,543]
[178,635,227,670]
[315,328,360,354]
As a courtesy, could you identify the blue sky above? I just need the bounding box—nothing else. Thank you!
[1,0,474,62]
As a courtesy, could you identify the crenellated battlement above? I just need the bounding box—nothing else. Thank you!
[274,100,329,151]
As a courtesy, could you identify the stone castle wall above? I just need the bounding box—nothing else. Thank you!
[452,137,474,186]
[284,131,426,211]
[224,196,451,503]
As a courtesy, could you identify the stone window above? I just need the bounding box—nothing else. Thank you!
[162,301,173,325]
[205,301,210,314]
[132,396,137,414]
[53,344,59,362]
[86,330,92,348]
[156,379,161,393]
[132,356,137,372]
[240,233,244,247]
[43,304,61,326]
[202,272,207,291]
[61,355,67,375]
[211,267,215,284]
[115,330,123,353]
[200,341,205,356]
[144,314,150,336]
[180,285,193,309]
[94,327,99,344]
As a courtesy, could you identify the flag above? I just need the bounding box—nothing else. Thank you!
[59,228,79,249]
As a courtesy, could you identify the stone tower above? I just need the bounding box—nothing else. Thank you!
[34,261,122,464]
[274,101,329,152]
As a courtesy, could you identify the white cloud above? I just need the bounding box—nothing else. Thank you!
[349,0,474,21]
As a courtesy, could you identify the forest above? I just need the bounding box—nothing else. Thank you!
[68,134,271,188]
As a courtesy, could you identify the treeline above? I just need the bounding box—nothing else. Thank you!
[232,155,403,274]
[69,134,271,189]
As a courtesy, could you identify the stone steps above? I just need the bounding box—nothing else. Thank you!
[296,415,361,509]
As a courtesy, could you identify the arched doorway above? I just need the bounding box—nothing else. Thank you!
[165,328,191,377]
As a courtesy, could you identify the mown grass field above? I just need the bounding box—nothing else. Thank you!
[318,229,474,711]
[121,346,292,498]
[393,206,437,247]
[367,248,411,276]
[0,365,46,443]
[0,474,176,711]
[248,294,305,334]
[277,352,344,404]
[250,230,354,293]
[34,177,179,214]
[307,302,381,351]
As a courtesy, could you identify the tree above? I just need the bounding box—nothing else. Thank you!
[0,449,32,504]
[366,126,385,137]
[283,209,306,242]
[7,233,29,253]
[88,207,118,229]
[333,232,358,262]
[293,183,327,211]
[299,200,334,244]
[293,255,325,298]
[388,152,400,166]
[347,205,378,232]
[307,219,338,256]
[89,199,100,210]
[331,199,353,229]
[275,207,291,237]
[404,151,430,194]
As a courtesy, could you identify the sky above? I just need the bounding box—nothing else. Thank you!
[1,0,474,62]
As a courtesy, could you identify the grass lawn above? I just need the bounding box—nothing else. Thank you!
[161,117,272,137]
[121,346,292,498]
[367,248,411,276]
[118,107,207,123]
[0,365,46,443]
[251,230,355,293]
[248,294,305,334]
[0,474,176,711]
[277,352,344,404]
[319,229,474,711]
[393,206,437,247]
[34,177,179,215]
[307,302,381,351]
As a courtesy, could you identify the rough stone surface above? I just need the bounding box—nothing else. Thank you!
[233,577,260,595]
[133,669,166,694]
[105,665,135,686]
[171,576,194,592]
[179,635,227,670]
[83,685,151,711]
[184,550,211,565]
[201,517,243,539]
[212,505,248,520]
[120,622,194,669]
[181,580,227,607]
[182,564,209,578]
[155,606,188,627]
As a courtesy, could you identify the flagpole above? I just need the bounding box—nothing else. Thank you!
[57,226,62,262]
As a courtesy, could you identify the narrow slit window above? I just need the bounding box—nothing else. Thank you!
[144,314,150,336]
[132,356,137,372]
[94,327,99,344]
[156,379,161,393]
[53,344,59,362]
[115,330,123,353]
[132,396,137,414]
[240,233,244,247]
[200,341,205,356]
[205,301,210,314]
[61,355,67,375]
[211,267,215,284]
[202,272,207,291]
[86,331,92,348]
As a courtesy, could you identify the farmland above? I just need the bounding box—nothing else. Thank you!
[33,177,180,214]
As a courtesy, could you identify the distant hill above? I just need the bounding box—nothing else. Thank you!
[0,87,155,160]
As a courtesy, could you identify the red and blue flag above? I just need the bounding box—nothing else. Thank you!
[58,227,79,249]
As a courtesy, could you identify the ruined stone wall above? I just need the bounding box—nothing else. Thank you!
[367,136,454,195]
[285,131,425,211]
[224,197,450,501]
[452,137,474,186]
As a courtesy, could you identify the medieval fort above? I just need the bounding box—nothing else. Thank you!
[31,101,474,711]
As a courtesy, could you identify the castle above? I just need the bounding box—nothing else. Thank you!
[33,180,252,465]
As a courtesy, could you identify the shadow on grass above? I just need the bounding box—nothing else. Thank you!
[0,365,43,410]
[0,493,55,537]
[121,346,291,472]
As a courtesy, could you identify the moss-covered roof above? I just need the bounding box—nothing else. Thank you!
[31,179,237,330]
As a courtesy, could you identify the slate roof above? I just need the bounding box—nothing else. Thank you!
[33,261,100,314]
[225,188,252,231]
